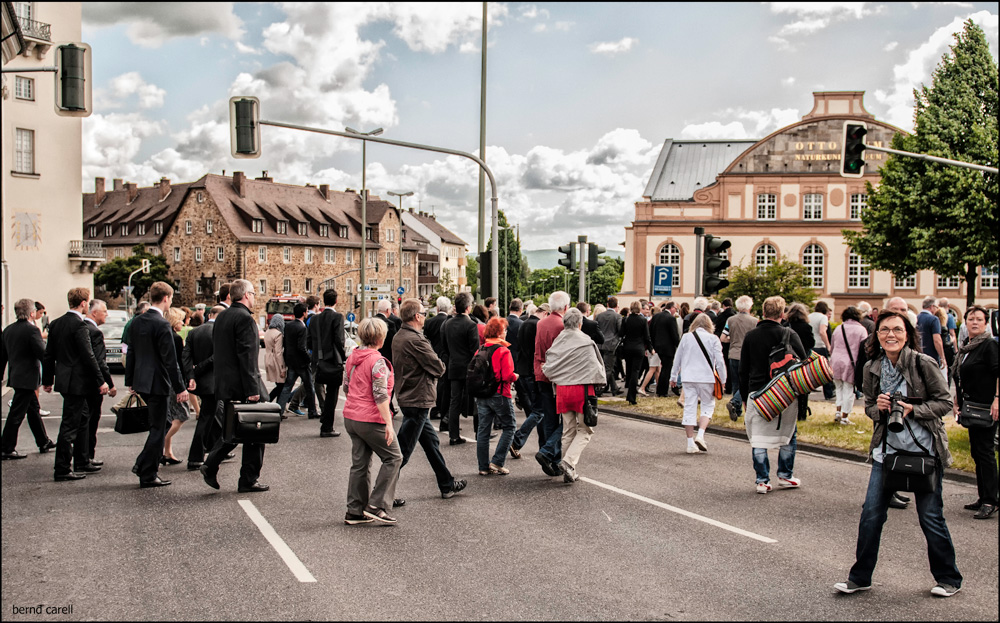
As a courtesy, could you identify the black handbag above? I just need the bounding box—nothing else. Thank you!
[223,401,282,445]
[113,393,150,434]
[882,418,937,493]
[959,399,994,428]
[583,386,598,428]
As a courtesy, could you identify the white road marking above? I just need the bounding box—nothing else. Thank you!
[581,476,778,544]
[601,510,612,522]
[238,500,317,583]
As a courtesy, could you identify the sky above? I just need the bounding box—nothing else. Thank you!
[80,2,999,255]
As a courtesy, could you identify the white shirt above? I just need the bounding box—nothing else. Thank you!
[669,328,727,385]
[808,312,829,348]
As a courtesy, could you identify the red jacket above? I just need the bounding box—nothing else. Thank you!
[482,339,516,398]
[533,311,564,383]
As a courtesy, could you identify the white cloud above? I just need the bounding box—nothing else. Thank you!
[680,108,801,140]
[589,37,638,56]
[883,41,899,52]
[554,21,574,31]
[782,76,796,86]
[235,41,262,55]
[519,5,550,21]
[82,2,244,48]
[95,72,166,110]
[766,2,882,49]
[82,112,168,186]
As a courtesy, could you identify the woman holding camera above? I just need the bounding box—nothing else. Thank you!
[952,305,999,520]
[834,310,961,598]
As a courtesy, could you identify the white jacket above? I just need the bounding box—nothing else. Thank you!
[669,327,727,385]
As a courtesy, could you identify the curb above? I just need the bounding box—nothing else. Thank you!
[600,406,979,486]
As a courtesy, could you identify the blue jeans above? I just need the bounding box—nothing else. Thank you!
[397,407,454,493]
[728,358,742,411]
[512,376,543,451]
[476,395,516,471]
[536,381,562,464]
[752,428,797,484]
[848,460,962,588]
[278,366,317,417]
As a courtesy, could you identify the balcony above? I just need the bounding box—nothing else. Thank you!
[69,240,104,273]
[17,16,51,58]
[418,274,438,285]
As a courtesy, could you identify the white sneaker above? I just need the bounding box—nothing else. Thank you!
[838,418,852,425]
[756,482,771,494]
[930,583,961,598]
[39,409,51,416]
[778,476,801,488]
[834,580,871,594]
[694,437,708,452]
[686,445,700,454]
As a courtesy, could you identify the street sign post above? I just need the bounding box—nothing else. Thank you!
[651,265,673,297]
[396,286,405,296]
[346,312,356,323]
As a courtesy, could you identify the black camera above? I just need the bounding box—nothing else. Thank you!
[887,391,905,433]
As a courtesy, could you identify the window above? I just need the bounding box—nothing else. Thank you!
[657,243,681,288]
[154,221,163,235]
[319,224,329,238]
[15,128,34,174]
[803,194,823,221]
[339,225,348,238]
[305,278,313,293]
[206,219,213,234]
[283,246,291,263]
[403,252,412,267]
[850,194,867,221]
[88,225,97,238]
[173,247,180,262]
[197,191,205,203]
[403,278,411,292]
[304,248,313,263]
[756,193,776,221]
[982,266,998,289]
[114,248,124,259]
[894,275,916,289]
[283,279,292,294]
[146,246,158,255]
[346,279,354,295]
[258,246,267,263]
[15,76,33,100]
[755,244,777,272]
[387,229,395,242]
[217,247,224,262]
[121,223,129,236]
[252,219,263,233]
[386,251,395,266]
[195,247,202,262]
[345,249,353,265]
[105,224,113,237]
[847,252,870,288]
[260,279,267,295]
[802,244,824,288]
[366,227,373,240]
[937,275,960,289]
[388,279,395,291]
[368,250,378,265]
[276,221,288,234]
[298,222,307,236]
[324,248,335,264]
[185,220,192,234]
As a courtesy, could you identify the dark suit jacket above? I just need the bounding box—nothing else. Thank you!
[376,313,398,362]
[1,319,46,390]
[124,309,185,396]
[213,302,263,402]
[442,313,479,380]
[85,319,114,388]
[423,312,450,362]
[649,311,680,358]
[618,313,652,358]
[506,314,523,366]
[581,317,605,347]
[43,312,104,395]
[309,308,346,370]
[182,321,215,396]
[283,319,311,370]
[596,309,623,354]
[516,316,539,378]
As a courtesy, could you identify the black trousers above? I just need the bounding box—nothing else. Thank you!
[54,393,90,475]
[205,402,265,488]
[135,393,169,482]
[655,349,674,397]
[320,371,343,434]
[435,376,451,423]
[624,354,645,404]
[969,421,999,506]
[85,392,103,460]
[2,388,49,453]
[186,393,217,464]
[398,406,454,492]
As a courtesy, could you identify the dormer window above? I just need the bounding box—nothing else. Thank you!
[339,226,348,238]
[138,223,146,236]
[89,225,97,238]
[105,224,113,237]
[366,227,373,240]
[276,220,288,234]
[252,219,263,233]
[319,224,329,237]
[121,223,129,236]
[154,221,163,235]
[298,222,308,236]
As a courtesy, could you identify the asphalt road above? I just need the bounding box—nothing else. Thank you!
[2,367,997,621]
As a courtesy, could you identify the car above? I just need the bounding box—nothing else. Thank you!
[100,317,128,372]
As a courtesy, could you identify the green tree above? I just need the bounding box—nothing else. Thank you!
[465,253,479,300]
[485,210,525,312]
[587,256,624,305]
[94,244,170,302]
[719,257,816,316]
[527,266,571,305]
[843,20,998,307]
[434,267,457,300]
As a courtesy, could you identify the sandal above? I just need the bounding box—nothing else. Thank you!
[489,463,510,475]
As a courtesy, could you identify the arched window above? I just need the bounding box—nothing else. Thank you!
[658,243,680,287]
[755,244,777,272]
[802,244,824,288]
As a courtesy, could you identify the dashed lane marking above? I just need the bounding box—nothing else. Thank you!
[238,500,317,583]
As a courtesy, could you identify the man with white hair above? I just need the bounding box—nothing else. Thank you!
[532,291,570,476]
[375,299,398,364]
[83,299,117,467]
[857,302,875,335]
[1,298,55,459]
[683,297,709,333]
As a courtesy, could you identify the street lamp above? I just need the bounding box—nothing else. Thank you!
[500,225,514,311]
[387,190,414,300]
[345,126,383,315]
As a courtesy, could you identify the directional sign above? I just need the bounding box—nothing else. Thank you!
[364,284,391,293]
[397,286,405,295]
[346,312,356,323]
[651,265,673,297]
[364,293,393,302]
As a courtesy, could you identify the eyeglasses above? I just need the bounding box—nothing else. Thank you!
[877,327,906,336]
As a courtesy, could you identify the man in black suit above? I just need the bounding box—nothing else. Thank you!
[1,298,55,459]
[596,297,623,395]
[125,282,188,488]
[200,279,269,493]
[424,296,451,423]
[83,299,117,467]
[183,305,223,470]
[311,289,346,438]
[576,302,606,347]
[442,292,479,445]
[649,302,681,397]
[278,303,318,419]
[375,299,398,363]
[42,288,108,481]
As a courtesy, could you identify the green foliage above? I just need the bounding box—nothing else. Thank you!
[485,210,526,311]
[465,254,479,300]
[94,244,170,301]
[719,256,816,316]
[843,20,998,306]
[587,256,624,305]
[527,266,571,305]
[434,267,457,301]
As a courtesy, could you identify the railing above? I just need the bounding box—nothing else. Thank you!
[69,240,103,258]
[19,18,50,41]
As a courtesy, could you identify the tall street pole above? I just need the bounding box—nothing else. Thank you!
[477,1,488,299]
[346,127,383,316]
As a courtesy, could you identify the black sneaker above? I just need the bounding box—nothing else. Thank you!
[834,580,871,594]
[726,401,739,422]
[963,500,982,511]
[344,512,374,525]
[442,479,467,499]
[535,452,557,477]
[363,506,397,524]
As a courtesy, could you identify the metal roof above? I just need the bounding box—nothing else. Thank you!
[642,139,758,201]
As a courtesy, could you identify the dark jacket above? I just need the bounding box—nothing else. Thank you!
[43,311,104,396]
[310,308,346,371]
[506,313,523,366]
[213,302,263,402]
[714,307,736,337]
[596,309,623,355]
[423,312,450,362]
[517,315,540,378]
[955,337,999,407]
[123,309,185,396]
[442,313,479,380]
[618,313,652,358]
[375,313,398,363]
[173,332,189,384]
[581,317,605,347]
[649,311,680,358]
[788,319,815,355]
[739,319,807,401]
[85,319,115,388]
[283,319,311,370]
[1,319,46,390]
[182,321,215,396]
[392,324,446,408]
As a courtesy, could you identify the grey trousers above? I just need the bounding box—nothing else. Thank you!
[344,418,402,515]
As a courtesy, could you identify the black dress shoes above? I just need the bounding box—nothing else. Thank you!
[963,500,982,511]
[139,477,171,488]
[973,504,998,519]
[74,463,102,473]
[54,472,85,481]
[2,450,27,460]
[187,461,204,471]
[237,481,269,493]
[320,430,341,438]
[200,464,220,490]
[38,440,56,453]
[888,494,909,509]
[160,456,182,465]
[449,438,467,446]
[223,453,236,462]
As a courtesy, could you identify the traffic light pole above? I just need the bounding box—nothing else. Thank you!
[862,144,998,174]
[693,227,705,298]
[578,235,587,304]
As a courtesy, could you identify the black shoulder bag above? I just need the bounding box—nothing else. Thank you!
[881,357,937,493]
[583,385,598,428]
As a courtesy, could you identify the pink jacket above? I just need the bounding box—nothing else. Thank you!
[342,347,394,424]
[830,319,868,382]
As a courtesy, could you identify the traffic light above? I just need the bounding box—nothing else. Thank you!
[840,121,867,178]
[703,234,731,296]
[588,244,606,271]
[478,250,494,299]
[54,43,92,117]
[229,96,261,158]
[558,243,576,271]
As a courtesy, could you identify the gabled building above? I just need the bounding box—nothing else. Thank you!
[401,208,469,294]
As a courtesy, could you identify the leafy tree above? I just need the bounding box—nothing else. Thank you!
[465,253,479,300]
[843,20,998,307]
[434,267,457,301]
[587,256,624,305]
[485,210,526,312]
[94,244,170,302]
[527,266,572,305]
[719,257,816,317]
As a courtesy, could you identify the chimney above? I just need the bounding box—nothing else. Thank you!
[255,170,272,182]
[159,177,171,200]
[113,178,123,191]
[233,171,246,198]
[94,177,106,206]
[124,182,139,203]
[408,207,414,213]
[319,184,330,200]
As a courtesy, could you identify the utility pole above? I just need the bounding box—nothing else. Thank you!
[694,227,705,298]
[477,1,488,300]
[578,235,587,304]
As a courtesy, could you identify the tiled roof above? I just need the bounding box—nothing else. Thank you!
[405,210,467,246]
[642,140,758,201]
[82,179,196,245]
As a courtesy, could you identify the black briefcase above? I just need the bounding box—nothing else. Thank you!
[223,401,282,445]
[113,394,150,435]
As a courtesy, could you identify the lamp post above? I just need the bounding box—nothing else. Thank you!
[499,225,514,311]
[387,190,413,300]
[345,126,383,316]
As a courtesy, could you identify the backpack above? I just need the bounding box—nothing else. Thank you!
[466,344,502,399]
[768,328,800,379]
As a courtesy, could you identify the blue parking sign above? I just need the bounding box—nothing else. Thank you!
[652,266,673,297]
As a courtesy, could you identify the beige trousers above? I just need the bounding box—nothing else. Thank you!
[560,411,594,469]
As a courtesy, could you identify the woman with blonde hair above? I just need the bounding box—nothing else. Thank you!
[161,307,192,465]
[669,313,727,453]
